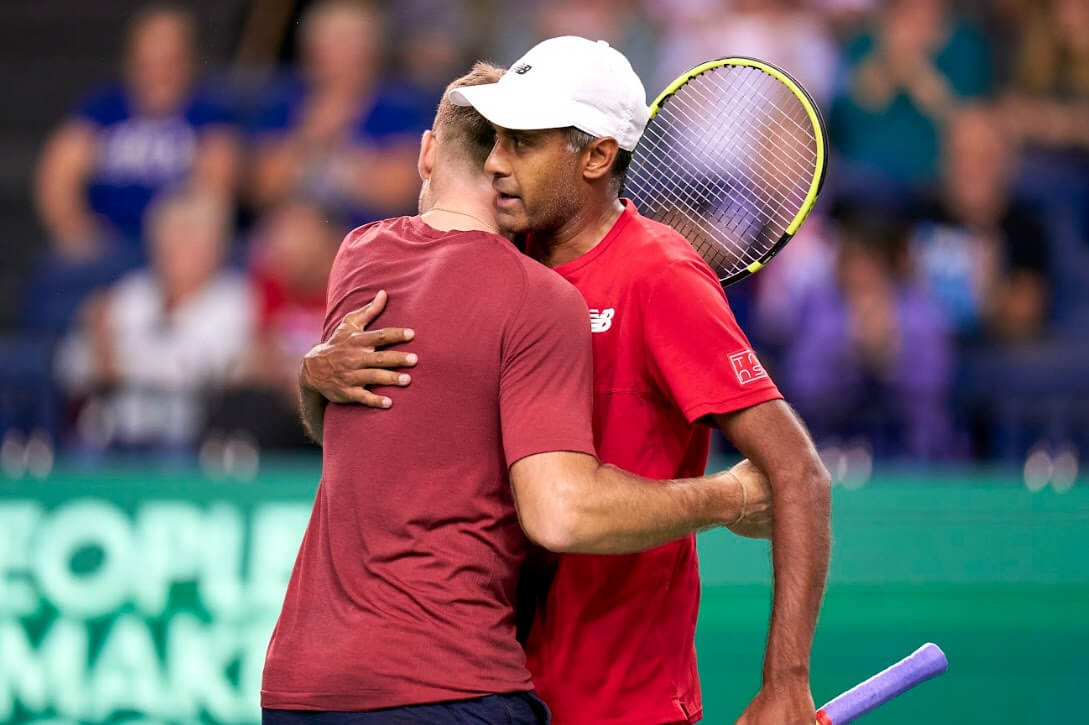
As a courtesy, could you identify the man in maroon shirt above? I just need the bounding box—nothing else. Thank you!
[311,38,832,725]
[263,63,774,725]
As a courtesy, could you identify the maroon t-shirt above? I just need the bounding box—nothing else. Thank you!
[261,216,596,711]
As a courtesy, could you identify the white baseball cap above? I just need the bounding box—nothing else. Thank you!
[448,35,649,151]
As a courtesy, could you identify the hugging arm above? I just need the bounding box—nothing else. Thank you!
[509,451,770,554]
[298,291,418,444]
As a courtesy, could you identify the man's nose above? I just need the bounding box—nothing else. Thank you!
[484,138,509,178]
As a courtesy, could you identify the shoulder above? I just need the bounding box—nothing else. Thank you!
[454,230,574,311]
[518,252,587,314]
[333,219,538,288]
[620,205,721,293]
[73,84,129,126]
[328,218,401,278]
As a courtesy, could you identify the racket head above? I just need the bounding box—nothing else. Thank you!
[623,56,828,286]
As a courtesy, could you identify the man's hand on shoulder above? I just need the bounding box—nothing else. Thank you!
[301,290,419,408]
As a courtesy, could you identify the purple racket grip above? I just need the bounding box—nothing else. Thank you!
[817,643,948,724]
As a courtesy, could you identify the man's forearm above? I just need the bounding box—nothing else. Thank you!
[763,462,831,682]
[579,463,743,553]
[712,401,832,695]
[518,457,744,554]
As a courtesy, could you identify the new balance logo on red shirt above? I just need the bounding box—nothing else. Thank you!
[729,349,768,385]
[589,308,614,333]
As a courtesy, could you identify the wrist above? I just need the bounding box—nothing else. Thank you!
[721,470,746,527]
[763,663,810,686]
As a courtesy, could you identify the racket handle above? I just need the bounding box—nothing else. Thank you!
[817,643,948,725]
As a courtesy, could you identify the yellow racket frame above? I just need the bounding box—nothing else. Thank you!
[644,57,828,281]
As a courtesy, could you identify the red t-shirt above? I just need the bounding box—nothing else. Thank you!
[524,202,783,725]
[262,216,597,711]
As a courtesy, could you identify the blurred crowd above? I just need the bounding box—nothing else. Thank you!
[1,0,1088,473]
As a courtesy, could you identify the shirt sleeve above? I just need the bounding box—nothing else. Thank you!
[643,258,782,423]
[499,267,597,467]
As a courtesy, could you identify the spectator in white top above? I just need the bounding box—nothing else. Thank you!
[57,187,253,449]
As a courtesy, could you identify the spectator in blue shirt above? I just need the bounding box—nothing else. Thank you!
[829,0,993,199]
[250,0,430,226]
[34,4,240,260]
[783,211,955,460]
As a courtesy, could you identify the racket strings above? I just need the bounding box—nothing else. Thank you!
[682,70,815,197]
[653,69,812,249]
[630,112,778,268]
[632,124,763,268]
[626,63,820,281]
[632,79,787,235]
[650,70,811,236]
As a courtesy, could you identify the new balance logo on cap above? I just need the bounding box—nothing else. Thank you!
[512,63,532,75]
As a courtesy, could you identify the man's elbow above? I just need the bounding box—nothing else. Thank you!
[521,507,581,553]
[519,492,586,553]
[799,457,832,513]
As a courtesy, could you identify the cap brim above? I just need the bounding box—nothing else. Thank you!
[449,83,578,132]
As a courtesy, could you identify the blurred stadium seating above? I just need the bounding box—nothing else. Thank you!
[1,0,1085,474]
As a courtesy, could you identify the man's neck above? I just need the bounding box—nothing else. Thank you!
[419,195,499,235]
[540,198,625,268]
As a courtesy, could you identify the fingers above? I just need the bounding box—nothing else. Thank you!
[338,290,389,331]
[355,350,418,368]
[348,327,416,349]
[344,369,412,388]
[341,388,394,409]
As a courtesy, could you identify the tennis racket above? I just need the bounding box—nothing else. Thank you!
[623,57,828,286]
[816,643,948,724]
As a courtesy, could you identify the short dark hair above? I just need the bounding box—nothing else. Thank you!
[432,61,505,167]
[564,127,633,194]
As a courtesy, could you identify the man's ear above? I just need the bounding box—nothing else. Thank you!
[418,129,437,180]
[581,136,620,183]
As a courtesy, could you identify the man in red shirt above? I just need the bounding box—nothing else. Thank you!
[263,63,775,725]
[447,37,832,725]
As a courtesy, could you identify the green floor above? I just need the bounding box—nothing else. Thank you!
[696,584,1089,723]
[693,474,1089,724]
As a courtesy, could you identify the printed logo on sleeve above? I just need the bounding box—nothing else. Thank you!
[589,308,615,333]
[729,349,768,385]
